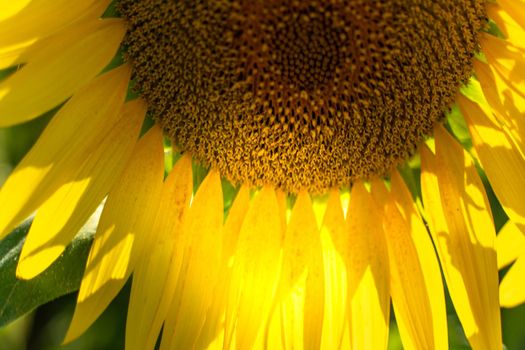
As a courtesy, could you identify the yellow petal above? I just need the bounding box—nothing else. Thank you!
[259,288,297,348]
[389,171,448,350]
[0,2,110,69]
[473,59,525,152]
[142,171,233,350]
[496,221,525,270]
[223,186,251,258]
[487,3,525,51]
[276,190,288,233]
[16,100,146,279]
[319,191,349,350]
[373,175,447,350]
[420,125,501,350]
[0,41,32,70]
[497,0,525,30]
[0,19,126,126]
[271,192,323,350]
[482,34,525,94]
[160,170,224,350]
[500,254,525,307]
[64,126,165,343]
[346,182,390,350]
[0,0,110,48]
[279,193,320,290]
[0,1,31,21]
[125,155,193,350]
[0,65,130,239]
[299,199,324,350]
[196,186,251,350]
[458,94,525,233]
[224,186,283,350]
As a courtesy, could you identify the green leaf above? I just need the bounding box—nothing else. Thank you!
[446,105,472,151]
[0,212,98,327]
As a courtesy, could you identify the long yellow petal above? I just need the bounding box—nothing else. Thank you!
[0,0,109,48]
[196,186,251,350]
[473,59,525,152]
[143,175,244,350]
[487,3,525,51]
[125,155,193,350]
[458,94,525,233]
[270,192,323,350]
[224,186,283,350]
[64,126,165,343]
[0,19,126,126]
[160,170,224,350]
[497,0,525,30]
[0,2,109,69]
[389,171,447,350]
[481,34,525,98]
[346,182,390,350]
[320,191,349,350]
[373,175,447,350]
[222,186,251,258]
[496,221,525,270]
[0,65,130,239]
[16,100,145,279]
[135,162,215,349]
[300,199,324,350]
[500,255,525,307]
[420,125,501,350]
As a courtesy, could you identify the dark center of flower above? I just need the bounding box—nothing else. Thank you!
[118,0,487,193]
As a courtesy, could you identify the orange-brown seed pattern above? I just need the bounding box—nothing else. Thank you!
[119,0,487,193]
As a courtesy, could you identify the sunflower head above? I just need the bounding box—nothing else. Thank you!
[2,0,525,349]
[119,0,486,193]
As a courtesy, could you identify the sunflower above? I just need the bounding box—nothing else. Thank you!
[0,0,523,348]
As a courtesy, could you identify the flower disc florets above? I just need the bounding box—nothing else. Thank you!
[119,0,487,193]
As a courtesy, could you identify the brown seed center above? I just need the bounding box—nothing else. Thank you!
[270,11,345,92]
[119,0,487,193]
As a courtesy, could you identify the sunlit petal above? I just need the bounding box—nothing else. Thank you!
[64,126,165,343]
[495,220,525,271]
[487,3,525,51]
[17,100,145,279]
[421,125,501,350]
[0,65,130,239]
[319,191,349,349]
[0,19,126,126]
[500,254,525,307]
[346,182,390,350]
[0,0,110,47]
[224,186,283,350]
[458,94,525,232]
[375,173,447,350]
[195,186,251,350]
[126,155,193,350]
[160,171,224,350]
[268,192,323,350]
[473,60,525,152]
